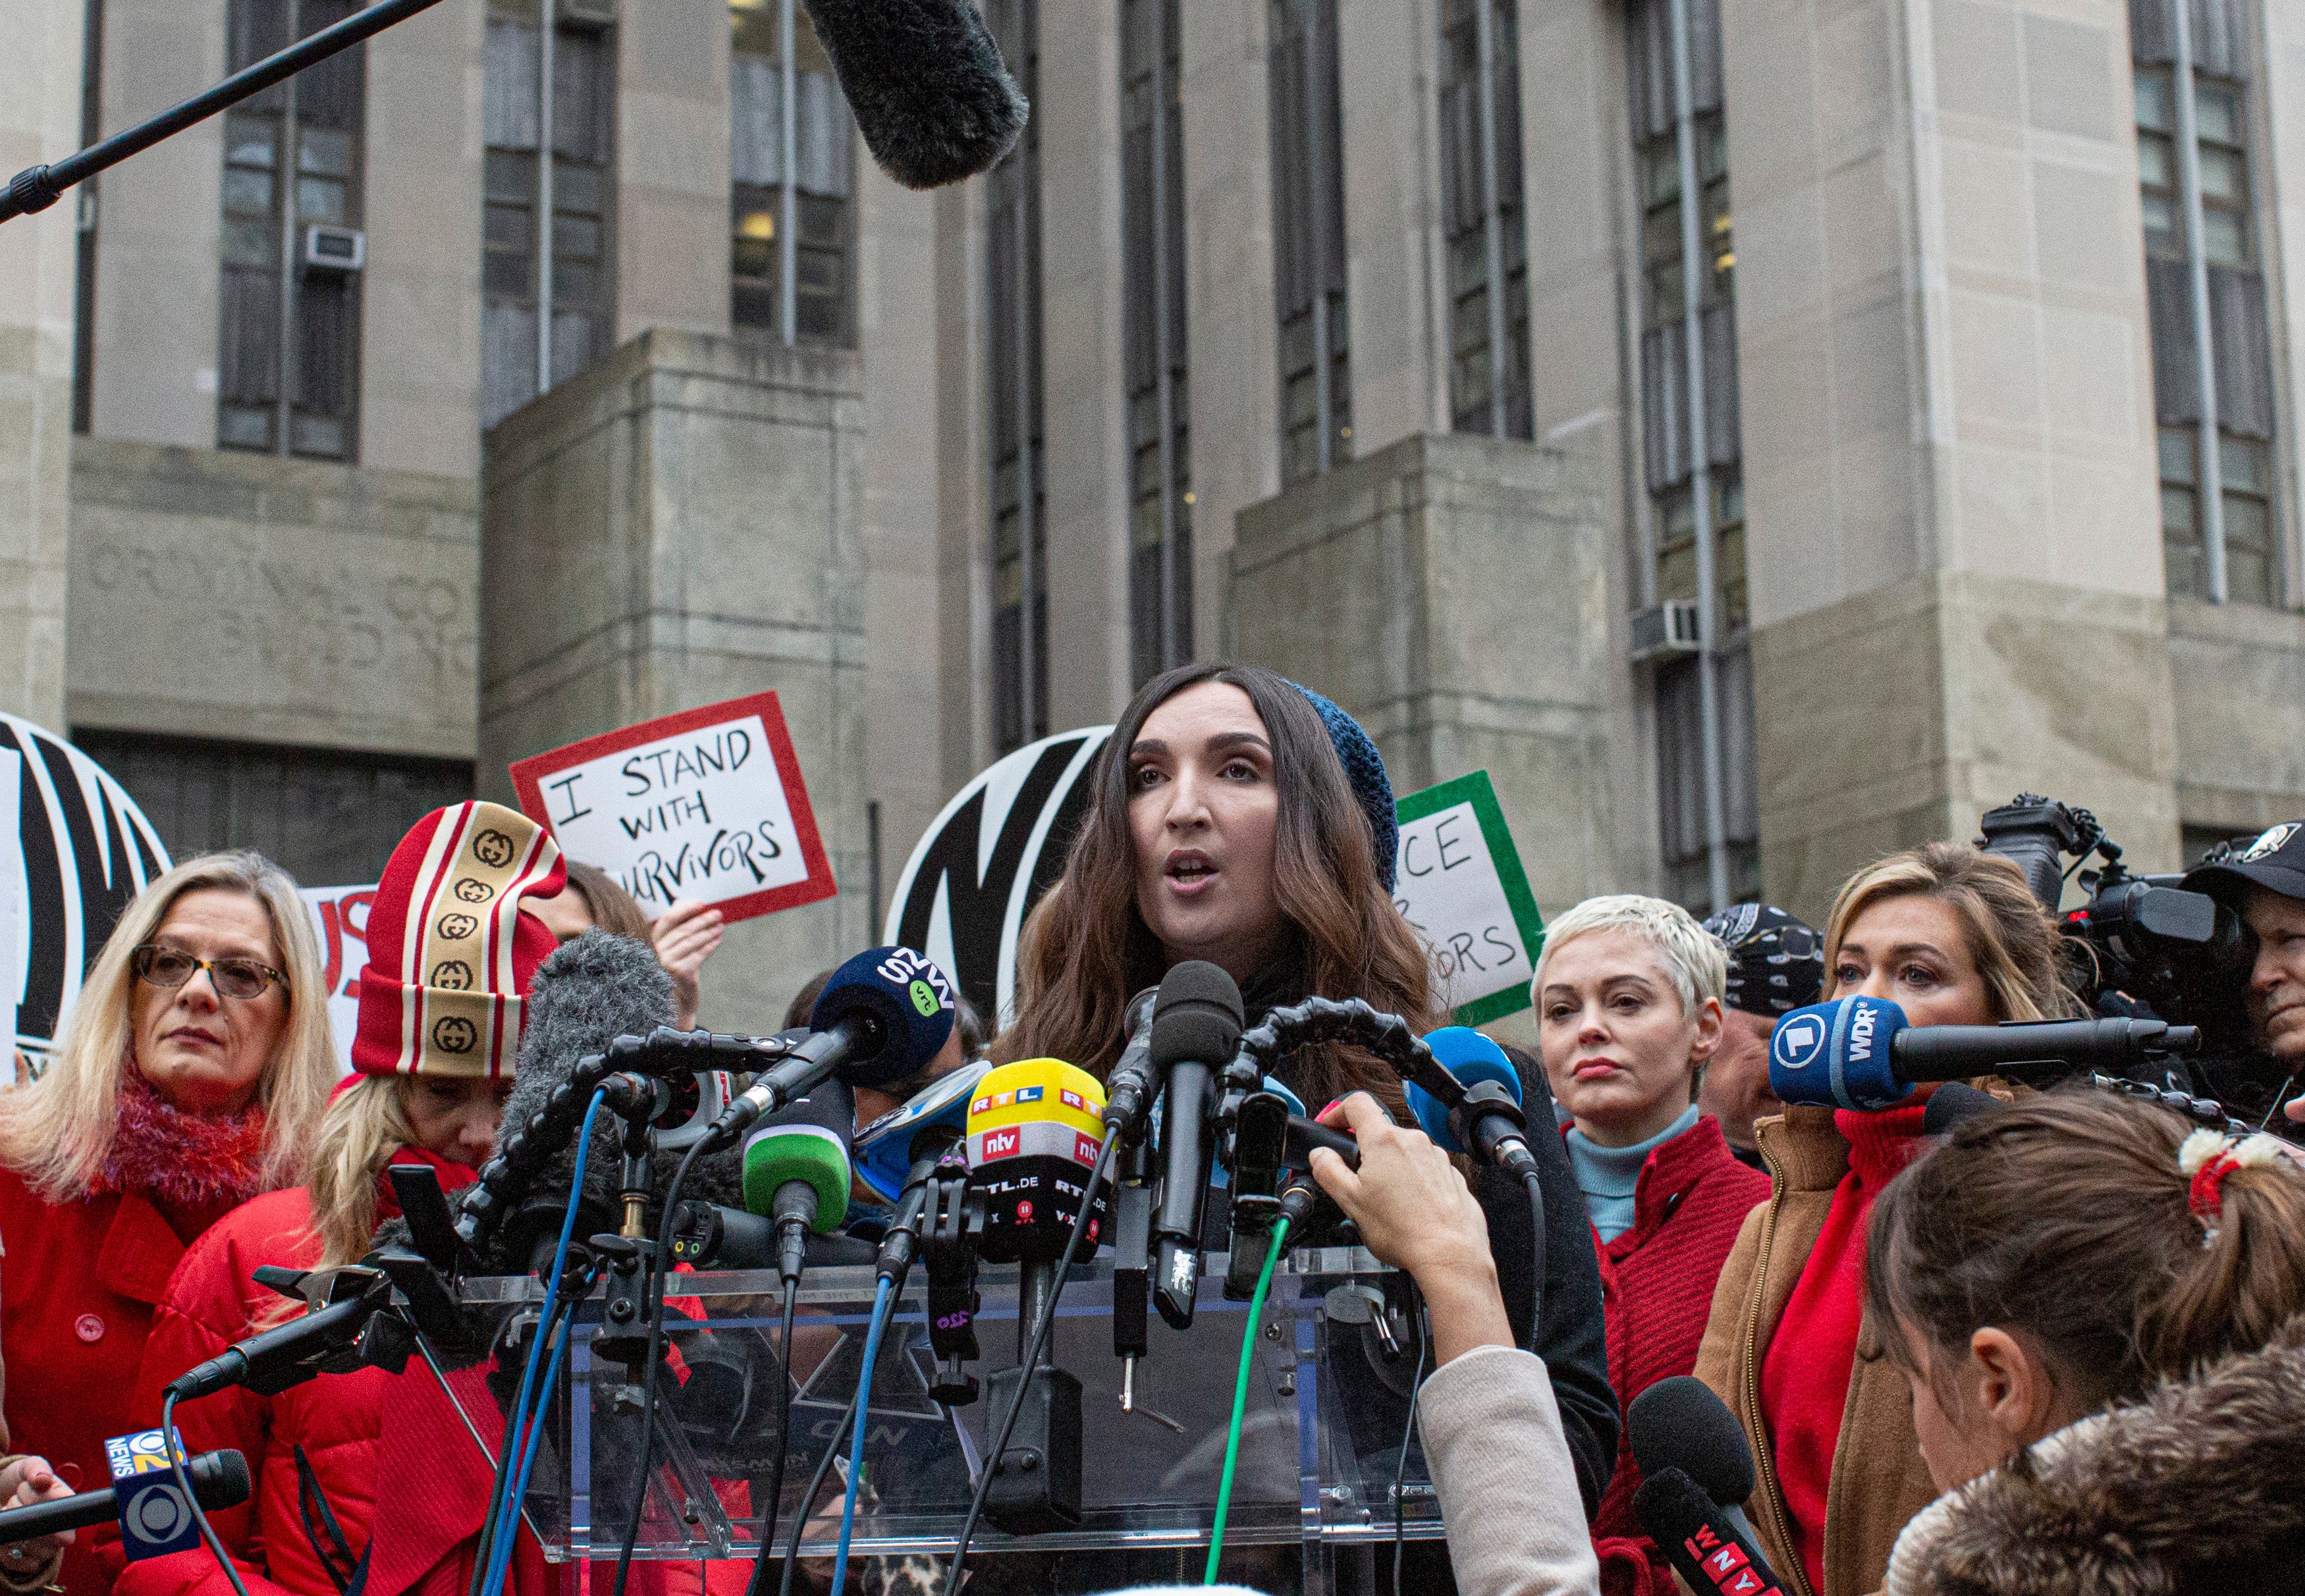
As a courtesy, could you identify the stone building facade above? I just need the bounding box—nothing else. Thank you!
[7,0,2305,1021]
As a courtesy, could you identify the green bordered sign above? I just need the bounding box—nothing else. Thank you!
[1392,770,1546,1026]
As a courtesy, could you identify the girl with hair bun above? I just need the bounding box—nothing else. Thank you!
[1870,1090,2305,1596]
[1693,841,2072,1596]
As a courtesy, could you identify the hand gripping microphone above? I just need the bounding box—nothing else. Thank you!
[1768,994,2202,1111]
[0,1446,250,1551]
[1147,963,1245,1331]
[703,945,957,1146]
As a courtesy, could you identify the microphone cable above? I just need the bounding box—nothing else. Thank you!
[1390,1300,1432,1595]
[1203,1216,1289,1585]
[159,1387,252,1596]
[611,1134,716,1596]
[827,1275,898,1596]
[477,1085,610,1596]
[740,1273,802,1596]
[1521,1171,1546,1345]
[943,1136,1120,1595]
[778,1377,867,1596]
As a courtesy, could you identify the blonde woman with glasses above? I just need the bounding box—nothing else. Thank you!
[0,851,336,1596]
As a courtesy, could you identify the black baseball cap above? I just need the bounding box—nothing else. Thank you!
[2183,820,2305,905]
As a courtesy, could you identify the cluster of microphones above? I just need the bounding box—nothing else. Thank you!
[8,935,2251,1576]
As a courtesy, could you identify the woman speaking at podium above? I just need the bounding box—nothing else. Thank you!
[992,662,1619,1544]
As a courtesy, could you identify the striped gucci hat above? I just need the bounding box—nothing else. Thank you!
[350,801,567,1078]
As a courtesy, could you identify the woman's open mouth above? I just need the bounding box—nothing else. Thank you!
[1164,850,1218,896]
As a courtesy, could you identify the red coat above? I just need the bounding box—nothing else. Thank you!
[1586,1115,1770,1596]
[105,1161,741,1596]
[0,1165,240,1596]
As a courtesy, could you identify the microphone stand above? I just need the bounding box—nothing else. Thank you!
[1,0,447,223]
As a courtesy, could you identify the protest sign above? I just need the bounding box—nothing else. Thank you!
[510,691,836,922]
[300,882,374,1075]
[1392,770,1546,1025]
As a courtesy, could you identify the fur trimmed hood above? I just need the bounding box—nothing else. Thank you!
[1884,1319,2305,1596]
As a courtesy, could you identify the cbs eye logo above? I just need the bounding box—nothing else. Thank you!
[452,877,496,903]
[431,1015,479,1055]
[430,959,475,991]
[436,912,479,940]
[472,829,517,868]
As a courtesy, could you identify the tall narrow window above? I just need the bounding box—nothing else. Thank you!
[1268,0,1350,485]
[730,0,856,346]
[2132,0,2282,608]
[1627,0,1756,916]
[987,0,1046,753]
[217,0,364,460]
[1122,0,1192,685]
[481,0,614,430]
[1438,0,1531,437]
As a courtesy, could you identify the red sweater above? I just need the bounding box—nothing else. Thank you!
[1587,1115,1770,1596]
[1757,1104,1929,1596]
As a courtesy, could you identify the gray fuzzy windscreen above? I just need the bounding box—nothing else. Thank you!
[800,0,1028,190]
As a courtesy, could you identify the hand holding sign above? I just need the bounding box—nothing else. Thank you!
[509,692,836,924]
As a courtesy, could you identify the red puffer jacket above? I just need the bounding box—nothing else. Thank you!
[109,1155,744,1596]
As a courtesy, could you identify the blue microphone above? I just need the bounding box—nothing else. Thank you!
[1415,1027,1526,1152]
[1768,996,2193,1110]
[705,945,960,1144]
[854,1059,990,1204]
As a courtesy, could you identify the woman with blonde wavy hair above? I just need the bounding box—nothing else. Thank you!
[1692,841,2073,1596]
[0,849,337,1596]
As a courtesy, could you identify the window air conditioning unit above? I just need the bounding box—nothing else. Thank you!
[558,0,616,27]
[1628,599,1702,662]
[304,225,365,271]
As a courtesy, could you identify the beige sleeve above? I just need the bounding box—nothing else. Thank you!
[1415,1344,1603,1596]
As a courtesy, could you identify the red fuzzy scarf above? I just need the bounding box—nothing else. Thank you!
[94,1069,271,1208]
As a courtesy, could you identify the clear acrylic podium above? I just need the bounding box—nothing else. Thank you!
[450,1250,1445,1582]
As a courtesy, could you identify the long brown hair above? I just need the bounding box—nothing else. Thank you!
[564,862,656,941]
[1866,1091,2305,1412]
[1822,842,2076,1022]
[994,663,1436,1111]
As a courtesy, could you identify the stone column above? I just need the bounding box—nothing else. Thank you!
[1519,0,1664,891]
[615,0,731,340]
[1179,0,1282,652]
[479,330,869,1024]
[90,0,225,446]
[0,0,82,728]
[1335,0,1450,454]
[1728,0,2180,915]
[361,0,485,476]
[1035,0,1133,724]
[1232,432,1620,917]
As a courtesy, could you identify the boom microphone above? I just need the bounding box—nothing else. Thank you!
[1768,995,2201,1111]
[1147,963,1244,1330]
[798,0,1029,190]
[0,1448,250,1549]
[703,946,958,1146]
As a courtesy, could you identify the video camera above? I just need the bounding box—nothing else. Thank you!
[1976,793,2268,1088]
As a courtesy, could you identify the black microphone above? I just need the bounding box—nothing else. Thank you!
[165,1292,383,1401]
[798,0,1028,190]
[1922,1081,2002,1135]
[1628,1377,1760,1547]
[1769,995,2201,1111]
[1148,962,1243,1330]
[703,946,957,1147]
[1633,1466,1787,1596]
[0,1449,250,1547]
[741,1078,856,1285]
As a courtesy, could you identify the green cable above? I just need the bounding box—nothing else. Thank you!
[1205,1217,1291,1586]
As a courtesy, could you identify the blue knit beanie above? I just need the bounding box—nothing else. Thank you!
[1290,683,1398,894]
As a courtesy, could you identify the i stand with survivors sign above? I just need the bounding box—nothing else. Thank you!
[1391,770,1546,1026]
[510,691,837,922]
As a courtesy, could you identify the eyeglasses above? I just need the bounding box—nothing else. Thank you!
[130,944,286,1001]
